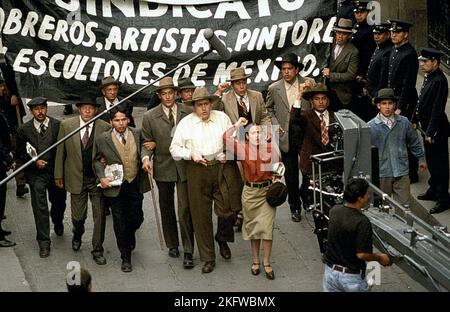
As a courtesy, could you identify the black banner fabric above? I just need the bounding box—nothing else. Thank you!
[0,0,336,105]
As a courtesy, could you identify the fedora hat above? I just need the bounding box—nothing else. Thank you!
[100,76,120,89]
[333,18,355,33]
[302,83,331,101]
[226,67,251,82]
[75,95,100,107]
[274,53,304,71]
[156,77,177,92]
[184,87,220,106]
[266,182,288,207]
[374,88,398,104]
[177,77,196,90]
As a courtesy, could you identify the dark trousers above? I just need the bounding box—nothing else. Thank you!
[299,172,312,210]
[186,162,235,262]
[106,178,144,260]
[70,178,106,256]
[424,138,450,204]
[281,150,301,213]
[29,172,66,248]
[0,170,6,239]
[10,133,26,188]
[156,180,194,254]
[408,151,419,180]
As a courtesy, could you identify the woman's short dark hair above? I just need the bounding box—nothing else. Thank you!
[109,105,128,121]
[343,178,369,203]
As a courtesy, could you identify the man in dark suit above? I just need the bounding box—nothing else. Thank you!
[0,110,15,247]
[96,76,135,127]
[387,19,419,183]
[290,84,338,210]
[266,53,315,222]
[141,77,195,269]
[16,97,66,257]
[322,18,359,111]
[412,48,450,214]
[94,106,150,272]
[54,97,111,265]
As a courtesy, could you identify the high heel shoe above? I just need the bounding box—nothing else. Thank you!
[264,263,275,280]
[251,262,260,275]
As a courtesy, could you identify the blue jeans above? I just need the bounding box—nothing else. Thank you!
[322,265,369,292]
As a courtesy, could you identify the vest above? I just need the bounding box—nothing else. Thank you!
[236,99,253,124]
[81,126,95,180]
[111,131,138,183]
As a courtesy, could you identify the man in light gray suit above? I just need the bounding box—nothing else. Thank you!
[54,97,111,265]
[322,18,359,111]
[94,106,150,272]
[214,67,271,231]
[141,77,195,269]
[266,53,315,222]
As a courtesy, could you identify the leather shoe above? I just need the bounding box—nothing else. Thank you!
[217,241,231,260]
[183,253,194,269]
[291,211,301,222]
[54,223,64,236]
[0,229,12,236]
[168,247,180,258]
[72,238,81,251]
[264,263,275,280]
[93,254,107,265]
[201,261,215,273]
[429,203,450,214]
[39,247,50,258]
[417,192,437,201]
[121,259,133,272]
[0,238,16,247]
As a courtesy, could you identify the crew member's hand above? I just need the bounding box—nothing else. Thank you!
[378,253,392,266]
[36,159,48,170]
[142,158,152,173]
[100,177,112,189]
[419,162,428,171]
[55,178,64,188]
[234,117,248,128]
[322,68,330,78]
[143,141,156,151]
[191,150,207,166]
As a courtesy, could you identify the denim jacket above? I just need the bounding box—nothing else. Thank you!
[368,114,425,178]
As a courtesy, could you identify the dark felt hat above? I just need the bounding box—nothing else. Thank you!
[372,23,391,34]
[302,83,331,101]
[388,19,413,32]
[266,182,288,207]
[177,77,196,90]
[374,88,398,104]
[75,96,100,107]
[100,76,120,89]
[418,47,444,61]
[274,53,304,71]
[27,96,48,107]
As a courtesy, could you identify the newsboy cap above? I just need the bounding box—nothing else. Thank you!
[388,19,413,32]
[418,48,444,61]
[27,96,48,108]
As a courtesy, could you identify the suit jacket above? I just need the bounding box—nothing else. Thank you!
[95,96,135,127]
[16,116,60,181]
[214,89,271,126]
[290,108,336,174]
[93,128,150,197]
[266,75,315,153]
[141,102,192,182]
[327,42,359,105]
[54,117,111,194]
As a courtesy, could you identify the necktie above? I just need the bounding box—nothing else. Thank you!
[120,133,126,145]
[82,124,90,148]
[169,108,175,128]
[238,96,248,115]
[320,113,329,145]
[334,45,342,60]
[40,124,46,136]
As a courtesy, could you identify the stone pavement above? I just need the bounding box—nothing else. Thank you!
[0,103,433,292]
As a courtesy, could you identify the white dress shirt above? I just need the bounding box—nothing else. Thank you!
[315,110,330,127]
[104,97,119,110]
[284,79,299,110]
[79,117,93,140]
[234,92,249,111]
[33,117,50,133]
[162,103,177,125]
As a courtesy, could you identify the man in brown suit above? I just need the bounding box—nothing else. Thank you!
[266,53,315,222]
[290,83,337,211]
[322,18,359,111]
[141,77,195,269]
[54,97,111,265]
